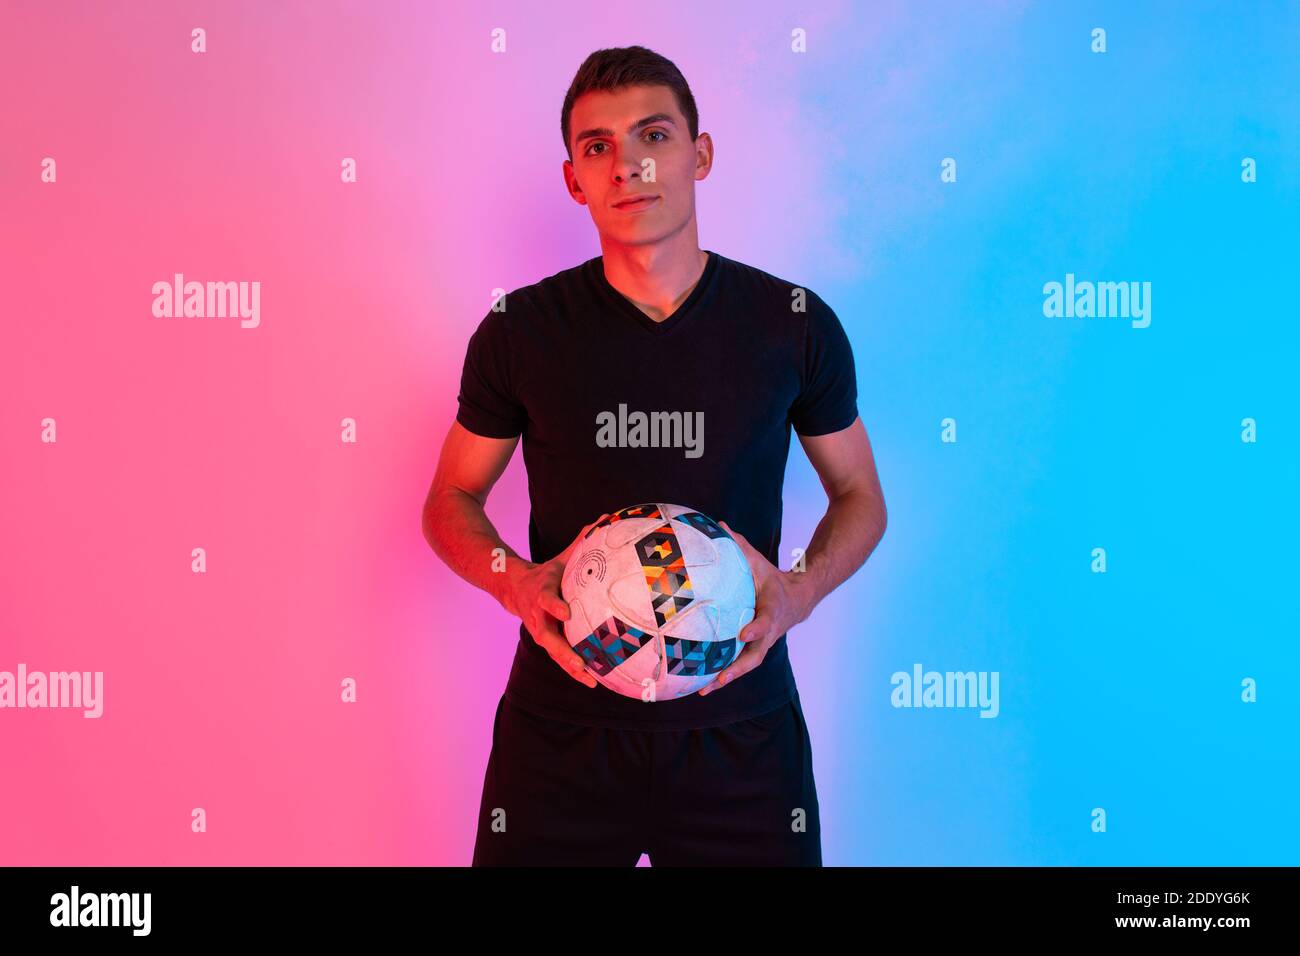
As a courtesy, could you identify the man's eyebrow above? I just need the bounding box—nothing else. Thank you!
[573,113,677,146]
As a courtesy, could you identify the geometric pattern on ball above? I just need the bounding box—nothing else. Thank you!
[673,509,730,540]
[572,615,653,677]
[584,502,662,540]
[636,522,695,627]
[561,502,756,701]
[665,634,738,676]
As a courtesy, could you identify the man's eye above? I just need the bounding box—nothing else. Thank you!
[646,130,667,143]
[586,143,607,156]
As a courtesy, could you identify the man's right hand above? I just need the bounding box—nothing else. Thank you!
[500,513,610,689]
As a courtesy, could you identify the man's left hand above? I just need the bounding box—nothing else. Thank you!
[697,520,811,696]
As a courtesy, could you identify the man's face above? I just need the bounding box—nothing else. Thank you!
[563,84,711,246]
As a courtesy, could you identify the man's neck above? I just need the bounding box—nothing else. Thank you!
[598,234,709,323]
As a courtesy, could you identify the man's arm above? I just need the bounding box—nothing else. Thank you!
[421,420,525,610]
[420,420,599,687]
[787,415,887,623]
[699,415,885,694]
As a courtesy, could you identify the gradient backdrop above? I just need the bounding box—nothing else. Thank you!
[2,0,1297,866]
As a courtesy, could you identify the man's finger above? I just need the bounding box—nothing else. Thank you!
[536,621,597,688]
[719,520,763,581]
[559,512,610,566]
[698,642,760,695]
[738,611,773,644]
[541,591,570,621]
[719,519,756,555]
[719,519,745,542]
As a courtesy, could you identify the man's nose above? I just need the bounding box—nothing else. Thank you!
[614,154,643,183]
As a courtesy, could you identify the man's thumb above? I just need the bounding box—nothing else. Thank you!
[560,512,610,565]
[542,591,570,621]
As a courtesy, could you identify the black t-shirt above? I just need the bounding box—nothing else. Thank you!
[454,249,859,731]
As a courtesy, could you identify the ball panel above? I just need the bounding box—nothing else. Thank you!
[566,599,648,676]
[607,568,659,633]
[599,638,660,697]
[670,508,731,540]
[664,633,739,677]
[590,503,663,545]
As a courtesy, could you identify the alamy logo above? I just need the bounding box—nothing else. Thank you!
[1043,273,1151,328]
[50,885,151,936]
[152,273,261,328]
[596,403,704,459]
[890,663,1000,718]
[0,664,103,718]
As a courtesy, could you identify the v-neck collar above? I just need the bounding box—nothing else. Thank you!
[590,249,721,336]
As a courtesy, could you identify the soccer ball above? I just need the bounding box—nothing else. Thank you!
[561,503,756,701]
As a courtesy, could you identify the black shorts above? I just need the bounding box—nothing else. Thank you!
[471,691,822,866]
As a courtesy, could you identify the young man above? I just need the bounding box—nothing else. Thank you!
[422,45,887,866]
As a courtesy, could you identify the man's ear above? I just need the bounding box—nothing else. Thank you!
[693,131,714,180]
[562,159,588,205]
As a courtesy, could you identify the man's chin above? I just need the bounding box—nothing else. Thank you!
[603,219,683,247]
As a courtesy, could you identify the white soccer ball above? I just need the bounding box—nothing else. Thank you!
[561,503,756,701]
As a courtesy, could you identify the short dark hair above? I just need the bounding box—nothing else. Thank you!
[560,45,699,160]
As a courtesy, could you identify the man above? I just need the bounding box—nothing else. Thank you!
[422,45,887,866]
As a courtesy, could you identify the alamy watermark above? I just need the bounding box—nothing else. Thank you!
[50,886,150,936]
[596,403,703,459]
[890,663,999,718]
[1043,273,1150,328]
[0,664,103,718]
[152,273,260,328]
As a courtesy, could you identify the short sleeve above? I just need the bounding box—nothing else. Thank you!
[455,308,527,439]
[789,295,859,437]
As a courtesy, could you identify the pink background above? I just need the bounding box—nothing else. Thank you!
[2,0,867,864]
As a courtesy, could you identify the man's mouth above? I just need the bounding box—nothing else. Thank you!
[613,195,660,211]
